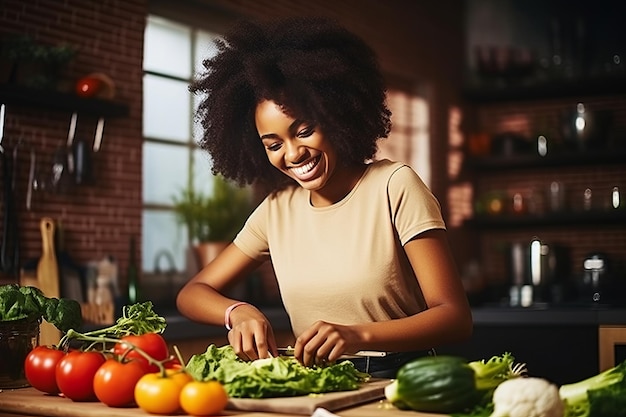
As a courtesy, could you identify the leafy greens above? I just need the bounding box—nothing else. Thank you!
[0,284,81,332]
[186,344,370,398]
[560,359,626,417]
[82,301,167,337]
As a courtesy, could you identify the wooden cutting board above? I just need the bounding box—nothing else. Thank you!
[35,217,61,346]
[0,381,444,417]
[226,378,389,414]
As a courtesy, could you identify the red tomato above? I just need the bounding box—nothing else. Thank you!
[113,333,169,373]
[75,76,102,98]
[56,351,106,401]
[93,358,148,407]
[24,346,66,394]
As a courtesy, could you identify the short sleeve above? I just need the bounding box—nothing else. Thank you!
[387,165,446,245]
[233,197,271,261]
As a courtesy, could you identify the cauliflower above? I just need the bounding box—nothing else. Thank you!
[490,377,564,417]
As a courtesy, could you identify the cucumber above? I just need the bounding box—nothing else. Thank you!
[386,355,479,413]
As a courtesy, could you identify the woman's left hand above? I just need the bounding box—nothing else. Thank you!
[293,320,361,367]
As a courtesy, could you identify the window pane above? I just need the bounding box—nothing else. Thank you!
[143,142,189,204]
[377,88,431,187]
[194,30,221,76]
[142,209,187,273]
[193,148,214,196]
[143,75,191,141]
[144,16,191,78]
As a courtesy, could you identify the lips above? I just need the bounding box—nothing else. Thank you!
[290,155,321,181]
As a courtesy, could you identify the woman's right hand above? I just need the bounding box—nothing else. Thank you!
[227,304,278,361]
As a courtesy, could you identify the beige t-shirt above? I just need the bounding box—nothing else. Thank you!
[234,159,446,336]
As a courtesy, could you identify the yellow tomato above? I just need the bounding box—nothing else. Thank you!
[134,372,184,415]
[166,368,193,387]
[179,380,229,416]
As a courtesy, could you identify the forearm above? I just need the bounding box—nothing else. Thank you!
[353,303,473,352]
[176,243,264,327]
[176,281,238,327]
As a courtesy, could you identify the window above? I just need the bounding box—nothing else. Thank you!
[376,87,431,187]
[142,16,220,273]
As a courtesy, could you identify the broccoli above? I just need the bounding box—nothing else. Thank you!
[559,359,626,417]
[468,352,527,401]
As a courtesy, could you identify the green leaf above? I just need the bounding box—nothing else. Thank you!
[186,344,369,398]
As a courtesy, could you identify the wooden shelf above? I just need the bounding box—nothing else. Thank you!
[464,75,626,103]
[0,84,129,118]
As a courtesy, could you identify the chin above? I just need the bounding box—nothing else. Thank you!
[293,175,327,191]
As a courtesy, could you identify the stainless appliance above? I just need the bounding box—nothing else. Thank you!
[507,238,570,307]
[580,253,612,304]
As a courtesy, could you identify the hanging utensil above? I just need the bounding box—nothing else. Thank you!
[73,117,104,184]
[66,111,77,172]
[26,148,35,210]
[73,116,103,185]
[93,117,105,152]
[0,103,5,153]
[51,112,77,192]
[0,104,20,278]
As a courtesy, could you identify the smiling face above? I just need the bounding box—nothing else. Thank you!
[255,99,338,192]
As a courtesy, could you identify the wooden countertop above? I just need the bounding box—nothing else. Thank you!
[0,386,443,417]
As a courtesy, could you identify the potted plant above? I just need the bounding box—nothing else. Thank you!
[172,175,253,268]
[0,34,77,89]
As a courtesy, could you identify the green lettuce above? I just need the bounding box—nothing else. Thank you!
[186,344,370,398]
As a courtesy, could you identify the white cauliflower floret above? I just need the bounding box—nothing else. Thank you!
[490,377,564,417]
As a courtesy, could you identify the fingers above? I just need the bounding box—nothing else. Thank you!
[228,319,276,361]
[266,326,279,358]
[294,321,348,367]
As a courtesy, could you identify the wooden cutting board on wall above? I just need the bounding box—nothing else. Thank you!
[35,217,61,346]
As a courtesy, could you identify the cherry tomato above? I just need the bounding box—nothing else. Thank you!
[93,358,148,407]
[180,380,229,416]
[165,368,193,387]
[55,350,106,401]
[24,346,66,394]
[134,372,185,415]
[113,333,169,373]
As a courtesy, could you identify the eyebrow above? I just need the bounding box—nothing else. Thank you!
[259,119,306,140]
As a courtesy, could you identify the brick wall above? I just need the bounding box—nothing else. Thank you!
[0,0,147,285]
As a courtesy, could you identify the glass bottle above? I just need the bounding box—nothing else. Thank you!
[127,236,140,304]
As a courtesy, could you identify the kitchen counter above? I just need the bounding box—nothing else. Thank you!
[158,305,626,387]
[159,305,626,341]
[0,386,443,417]
[470,305,626,326]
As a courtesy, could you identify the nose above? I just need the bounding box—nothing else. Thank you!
[284,139,307,164]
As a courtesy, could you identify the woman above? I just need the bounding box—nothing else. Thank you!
[177,16,472,378]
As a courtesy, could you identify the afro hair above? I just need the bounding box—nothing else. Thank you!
[190,16,392,191]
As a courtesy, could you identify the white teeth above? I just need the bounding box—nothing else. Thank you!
[292,159,316,176]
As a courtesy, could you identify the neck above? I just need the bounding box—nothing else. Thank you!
[310,163,367,207]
